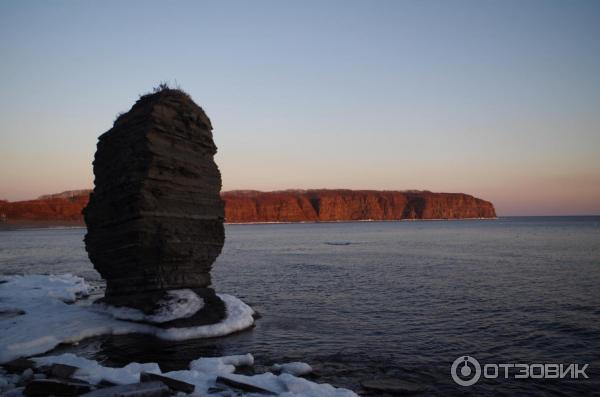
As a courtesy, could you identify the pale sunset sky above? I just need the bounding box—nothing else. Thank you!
[0,1,599,216]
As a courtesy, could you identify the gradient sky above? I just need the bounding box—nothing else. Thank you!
[1,1,599,215]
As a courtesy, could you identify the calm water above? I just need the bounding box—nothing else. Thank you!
[1,217,599,396]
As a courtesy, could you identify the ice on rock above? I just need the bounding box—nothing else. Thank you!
[95,289,205,324]
[0,275,254,363]
[32,353,358,397]
[33,354,161,385]
[168,355,357,397]
[154,294,254,341]
[151,290,205,323]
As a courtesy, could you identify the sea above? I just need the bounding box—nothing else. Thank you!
[1,217,599,396]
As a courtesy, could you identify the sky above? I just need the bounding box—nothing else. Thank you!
[0,1,599,216]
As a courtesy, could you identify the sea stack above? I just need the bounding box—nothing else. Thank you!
[83,87,225,322]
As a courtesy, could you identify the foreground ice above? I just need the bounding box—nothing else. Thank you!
[32,353,357,397]
[272,362,313,376]
[0,274,254,364]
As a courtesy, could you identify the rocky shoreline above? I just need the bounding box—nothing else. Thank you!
[0,352,361,397]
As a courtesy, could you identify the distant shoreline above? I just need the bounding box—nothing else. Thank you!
[0,218,499,231]
[4,216,600,231]
[1,188,497,226]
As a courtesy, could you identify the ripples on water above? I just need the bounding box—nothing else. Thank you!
[1,217,599,395]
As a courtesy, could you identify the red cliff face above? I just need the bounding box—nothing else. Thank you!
[0,194,89,223]
[222,190,496,222]
[0,189,496,225]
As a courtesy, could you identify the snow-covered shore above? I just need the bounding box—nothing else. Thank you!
[0,274,255,364]
[0,274,358,396]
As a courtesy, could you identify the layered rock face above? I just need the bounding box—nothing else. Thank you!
[2,189,497,225]
[222,190,496,222]
[83,89,224,306]
[0,194,88,223]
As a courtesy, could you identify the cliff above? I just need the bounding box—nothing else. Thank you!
[222,190,496,222]
[1,189,496,225]
[0,192,89,223]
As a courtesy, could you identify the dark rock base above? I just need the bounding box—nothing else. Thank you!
[98,288,226,327]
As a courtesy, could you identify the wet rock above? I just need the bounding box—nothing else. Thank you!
[140,372,194,393]
[207,386,228,394]
[79,381,169,397]
[47,363,78,379]
[0,308,25,319]
[361,378,425,395]
[97,379,119,388]
[83,87,225,320]
[23,378,92,396]
[1,387,24,397]
[3,358,34,374]
[216,376,277,395]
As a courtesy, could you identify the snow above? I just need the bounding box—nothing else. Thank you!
[0,274,358,396]
[94,289,205,323]
[189,354,254,374]
[32,353,358,397]
[272,362,313,376]
[0,274,89,303]
[0,274,254,364]
[33,354,161,385]
[153,294,254,341]
[150,289,205,323]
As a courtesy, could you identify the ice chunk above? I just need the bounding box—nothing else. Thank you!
[277,373,358,396]
[189,354,254,374]
[216,374,278,394]
[272,362,313,376]
[33,354,161,385]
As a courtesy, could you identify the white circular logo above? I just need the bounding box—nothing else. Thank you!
[451,355,481,386]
